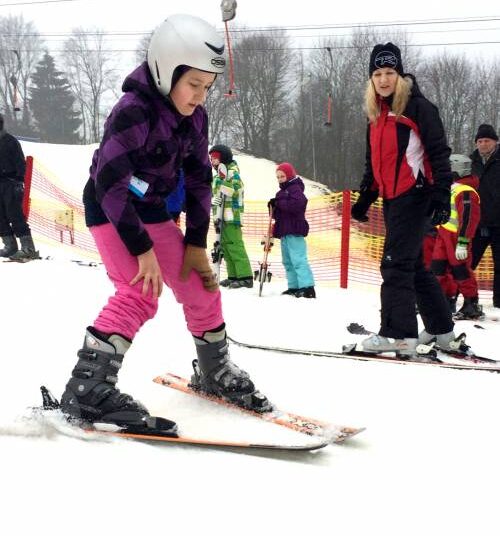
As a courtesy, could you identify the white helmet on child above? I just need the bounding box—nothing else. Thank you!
[450,154,472,178]
[147,14,226,97]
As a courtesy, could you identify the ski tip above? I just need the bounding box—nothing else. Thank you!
[329,426,366,444]
[241,438,330,451]
[40,386,61,410]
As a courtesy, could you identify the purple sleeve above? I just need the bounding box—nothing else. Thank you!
[182,109,212,248]
[94,103,153,256]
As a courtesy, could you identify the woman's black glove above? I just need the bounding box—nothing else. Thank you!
[351,187,379,222]
[427,186,451,226]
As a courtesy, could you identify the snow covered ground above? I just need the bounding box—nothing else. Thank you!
[1,142,500,535]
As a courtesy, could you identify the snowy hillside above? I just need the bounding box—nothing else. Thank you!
[1,142,499,536]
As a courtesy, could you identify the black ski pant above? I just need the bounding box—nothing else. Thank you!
[0,180,30,237]
[471,226,500,307]
[379,187,454,339]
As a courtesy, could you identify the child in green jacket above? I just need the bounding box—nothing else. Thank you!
[209,144,253,288]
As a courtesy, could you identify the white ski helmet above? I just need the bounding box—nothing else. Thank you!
[450,154,472,178]
[147,14,226,97]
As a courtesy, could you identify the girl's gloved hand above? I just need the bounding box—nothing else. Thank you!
[180,244,219,292]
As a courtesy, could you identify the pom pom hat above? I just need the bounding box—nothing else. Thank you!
[276,163,296,180]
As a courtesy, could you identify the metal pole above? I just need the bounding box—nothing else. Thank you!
[309,74,317,180]
[11,50,21,113]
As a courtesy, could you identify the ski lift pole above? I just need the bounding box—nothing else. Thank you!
[11,49,21,113]
[220,0,237,98]
[324,47,333,127]
[308,73,317,180]
[324,92,332,127]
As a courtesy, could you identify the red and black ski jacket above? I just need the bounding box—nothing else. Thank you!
[362,77,452,199]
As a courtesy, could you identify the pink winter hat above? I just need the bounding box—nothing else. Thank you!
[276,162,296,180]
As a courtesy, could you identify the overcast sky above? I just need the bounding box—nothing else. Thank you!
[1,0,498,70]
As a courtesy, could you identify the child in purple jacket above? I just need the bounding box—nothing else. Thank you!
[60,15,271,435]
[269,163,316,298]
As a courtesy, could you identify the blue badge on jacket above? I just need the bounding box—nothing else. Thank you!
[128,175,149,198]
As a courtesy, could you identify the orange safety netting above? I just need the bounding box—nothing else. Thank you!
[348,192,494,294]
[25,157,494,292]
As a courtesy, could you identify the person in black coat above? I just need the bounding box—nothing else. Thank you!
[0,114,39,260]
[470,123,500,307]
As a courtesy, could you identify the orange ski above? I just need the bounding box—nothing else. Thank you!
[153,372,364,444]
[90,426,329,451]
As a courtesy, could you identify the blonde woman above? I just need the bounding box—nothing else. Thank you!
[351,42,458,356]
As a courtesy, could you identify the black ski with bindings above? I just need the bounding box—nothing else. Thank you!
[345,323,499,364]
[339,343,500,371]
[37,386,329,452]
[227,332,500,373]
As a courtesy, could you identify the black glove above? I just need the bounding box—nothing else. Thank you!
[267,198,276,209]
[427,186,451,226]
[351,187,378,222]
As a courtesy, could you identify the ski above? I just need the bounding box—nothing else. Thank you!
[340,344,500,372]
[346,323,499,364]
[254,205,274,296]
[1,257,100,267]
[472,317,500,329]
[153,372,363,444]
[89,428,329,451]
[211,191,226,282]
[37,386,328,452]
[70,259,101,267]
[227,335,500,373]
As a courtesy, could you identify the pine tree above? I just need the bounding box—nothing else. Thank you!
[29,52,82,143]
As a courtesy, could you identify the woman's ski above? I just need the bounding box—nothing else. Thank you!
[227,334,500,373]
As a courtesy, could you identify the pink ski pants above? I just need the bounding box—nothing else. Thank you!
[90,222,224,340]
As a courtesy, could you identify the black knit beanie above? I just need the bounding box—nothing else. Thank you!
[369,43,404,77]
[475,124,498,142]
[209,144,233,165]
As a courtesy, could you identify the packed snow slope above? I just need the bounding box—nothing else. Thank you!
[1,141,499,536]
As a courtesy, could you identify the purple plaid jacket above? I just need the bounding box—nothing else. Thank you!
[83,62,212,255]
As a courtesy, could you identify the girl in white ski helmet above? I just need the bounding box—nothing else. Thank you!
[61,14,272,436]
[147,13,226,97]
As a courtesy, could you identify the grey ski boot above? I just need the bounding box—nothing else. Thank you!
[61,327,177,434]
[0,235,18,257]
[418,329,470,353]
[9,234,40,261]
[360,333,418,356]
[191,325,272,412]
